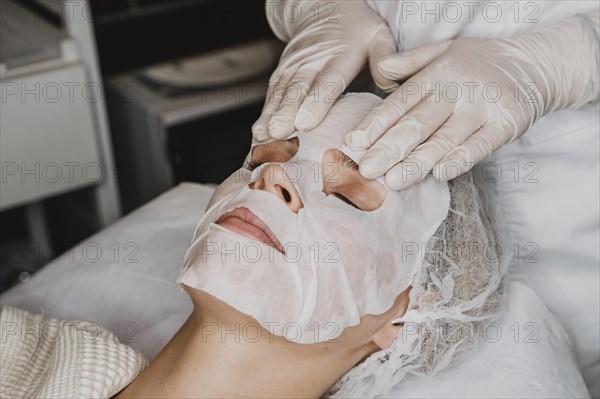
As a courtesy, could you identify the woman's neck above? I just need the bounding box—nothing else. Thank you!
[116,305,378,398]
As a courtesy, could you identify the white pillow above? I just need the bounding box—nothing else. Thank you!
[385,282,590,398]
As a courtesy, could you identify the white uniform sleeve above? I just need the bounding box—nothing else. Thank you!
[366,0,599,51]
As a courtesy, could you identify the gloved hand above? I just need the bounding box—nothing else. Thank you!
[253,0,397,142]
[345,10,600,190]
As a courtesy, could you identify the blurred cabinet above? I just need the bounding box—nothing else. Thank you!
[0,0,120,224]
[0,0,121,277]
[107,76,266,212]
[1,64,102,209]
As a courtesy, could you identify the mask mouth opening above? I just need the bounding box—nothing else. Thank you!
[214,206,286,255]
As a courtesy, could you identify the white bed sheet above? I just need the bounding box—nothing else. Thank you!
[0,183,214,360]
[0,182,590,397]
[384,282,589,398]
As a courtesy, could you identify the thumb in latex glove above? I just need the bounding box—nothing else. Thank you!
[252,0,397,142]
[345,11,599,190]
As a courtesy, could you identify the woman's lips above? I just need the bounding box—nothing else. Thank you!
[215,207,285,254]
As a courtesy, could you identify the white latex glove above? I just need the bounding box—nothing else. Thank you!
[345,10,599,190]
[253,0,397,141]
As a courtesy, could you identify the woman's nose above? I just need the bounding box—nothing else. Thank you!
[250,164,303,213]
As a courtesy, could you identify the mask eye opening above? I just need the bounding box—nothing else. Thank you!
[320,148,387,212]
[247,137,300,171]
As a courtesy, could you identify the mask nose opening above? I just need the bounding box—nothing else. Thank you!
[249,162,304,213]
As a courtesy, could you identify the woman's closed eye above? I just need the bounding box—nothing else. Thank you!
[332,192,360,209]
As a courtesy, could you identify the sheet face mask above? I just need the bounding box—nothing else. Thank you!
[176,93,450,343]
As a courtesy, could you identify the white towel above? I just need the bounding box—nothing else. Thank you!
[0,305,148,398]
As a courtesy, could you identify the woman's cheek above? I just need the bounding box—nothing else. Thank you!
[207,168,252,209]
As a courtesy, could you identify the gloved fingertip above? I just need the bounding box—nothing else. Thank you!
[434,148,470,181]
[377,54,399,66]
[251,119,263,133]
[299,95,338,130]
[358,159,384,180]
[253,135,267,143]
[376,56,416,82]
[379,82,400,93]
[294,108,316,130]
[371,71,400,93]
[377,57,402,76]
[270,129,294,141]
[384,164,424,191]
[384,176,411,191]
[434,160,462,181]
[268,114,295,140]
[251,125,268,142]
[345,130,370,150]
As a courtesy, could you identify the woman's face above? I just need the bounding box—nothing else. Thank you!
[177,93,450,344]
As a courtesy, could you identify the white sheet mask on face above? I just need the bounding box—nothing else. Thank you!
[176,93,451,344]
